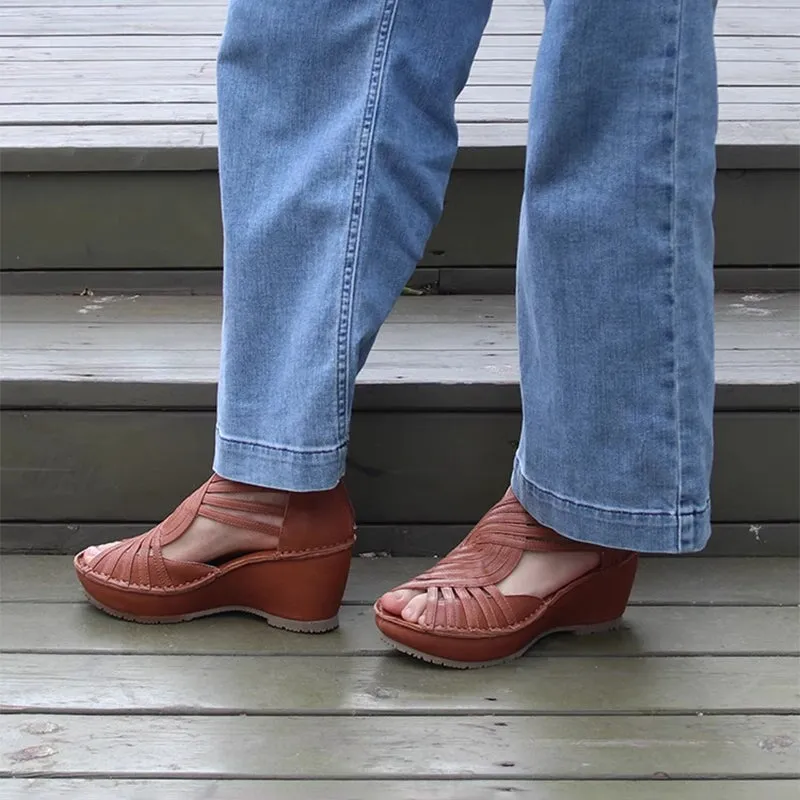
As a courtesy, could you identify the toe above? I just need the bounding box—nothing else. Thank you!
[401,592,428,624]
[80,541,119,566]
[379,588,421,616]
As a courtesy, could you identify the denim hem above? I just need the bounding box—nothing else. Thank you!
[511,458,711,554]
[214,431,346,492]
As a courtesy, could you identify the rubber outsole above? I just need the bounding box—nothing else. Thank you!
[378,618,624,669]
[83,592,339,633]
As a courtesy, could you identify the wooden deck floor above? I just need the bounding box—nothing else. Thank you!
[1,554,799,796]
[1,0,798,170]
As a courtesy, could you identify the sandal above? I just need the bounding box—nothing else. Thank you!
[74,475,356,632]
[374,488,638,667]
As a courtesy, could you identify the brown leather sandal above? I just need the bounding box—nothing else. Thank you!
[75,475,356,632]
[374,489,638,667]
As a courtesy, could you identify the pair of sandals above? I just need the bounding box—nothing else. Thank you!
[75,475,638,668]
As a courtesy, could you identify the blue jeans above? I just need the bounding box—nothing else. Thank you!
[214,0,718,554]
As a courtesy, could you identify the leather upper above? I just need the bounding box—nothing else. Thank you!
[75,475,356,592]
[377,488,633,634]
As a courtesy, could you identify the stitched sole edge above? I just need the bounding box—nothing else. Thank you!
[378,618,624,669]
[83,592,339,633]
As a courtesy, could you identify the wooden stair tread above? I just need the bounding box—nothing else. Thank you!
[1,293,798,410]
[1,0,799,171]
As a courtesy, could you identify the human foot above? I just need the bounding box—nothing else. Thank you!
[380,549,600,626]
[75,475,356,631]
[374,488,638,667]
[81,485,288,567]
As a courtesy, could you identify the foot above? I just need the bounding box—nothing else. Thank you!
[374,487,638,668]
[74,476,356,629]
[380,550,599,625]
[81,481,285,567]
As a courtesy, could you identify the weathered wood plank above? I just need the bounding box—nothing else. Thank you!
[8,59,797,87]
[5,56,800,86]
[3,44,799,64]
[0,5,795,37]
[3,556,798,606]
[459,85,800,103]
[3,292,798,328]
[3,654,796,714]
[3,603,796,657]
[3,84,796,107]
[1,409,798,522]
[4,101,798,125]
[2,780,799,800]
[2,363,795,408]
[4,304,797,351]
[2,32,797,55]
[3,521,797,557]
[1,123,796,177]
[1,121,797,149]
[10,265,796,298]
[2,170,798,273]
[2,714,797,778]
[1,292,797,356]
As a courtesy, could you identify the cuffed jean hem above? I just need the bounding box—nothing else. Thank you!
[213,430,347,492]
[511,457,712,554]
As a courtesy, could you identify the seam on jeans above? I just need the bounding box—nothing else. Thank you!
[666,0,684,552]
[515,458,709,519]
[216,429,346,457]
[336,0,399,443]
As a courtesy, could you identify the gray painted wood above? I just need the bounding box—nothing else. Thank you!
[3,521,797,557]
[715,268,800,293]
[2,122,797,173]
[3,34,800,63]
[2,714,797,778]
[0,3,795,36]
[3,654,796,714]
[3,555,798,606]
[4,170,798,274]
[3,267,800,297]
[2,781,799,800]
[3,603,796,657]
[6,100,796,124]
[5,59,798,87]
[1,0,798,172]
[1,409,798,523]
[1,294,797,399]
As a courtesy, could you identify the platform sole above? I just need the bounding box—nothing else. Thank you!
[83,591,339,633]
[378,617,624,668]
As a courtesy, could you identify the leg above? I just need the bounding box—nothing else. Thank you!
[378,0,717,665]
[511,0,718,555]
[214,0,494,490]
[75,0,494,625]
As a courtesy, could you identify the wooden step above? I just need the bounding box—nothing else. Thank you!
[1,554,798,793]
[1,0,798,294]
[1,292,797,555]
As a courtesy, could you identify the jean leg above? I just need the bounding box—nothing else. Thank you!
[214,0,493,490]
[511,0,718,553]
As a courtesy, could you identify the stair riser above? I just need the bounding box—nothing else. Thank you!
[2,409,797,530]
[2,169,798,293]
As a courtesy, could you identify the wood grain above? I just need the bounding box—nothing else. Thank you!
[3,654,797,714]
[3,714,798,778]
[2,780,799,800]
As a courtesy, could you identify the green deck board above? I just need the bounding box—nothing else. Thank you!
[3,654,796,714]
